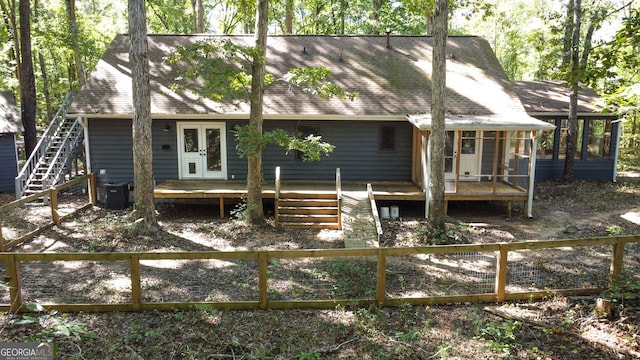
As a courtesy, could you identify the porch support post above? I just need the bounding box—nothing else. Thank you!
[424,131,431,219]
[78,116,92,174]
[613,120,621,182]
[527,131,538,218]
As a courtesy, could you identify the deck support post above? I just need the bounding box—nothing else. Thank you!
[219,195,224,219]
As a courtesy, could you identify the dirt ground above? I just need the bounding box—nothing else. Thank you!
[1,177,640,359]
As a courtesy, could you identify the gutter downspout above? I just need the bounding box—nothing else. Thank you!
[613,120,622,182]
[78,116,91,174]
[527,130,538,218]
[424,132,431,219]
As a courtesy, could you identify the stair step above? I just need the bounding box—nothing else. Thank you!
[277,199,339,207]
[278,207,338,215]
[278,214,339,222]
[279,222,341,230]
[278,192,337,199]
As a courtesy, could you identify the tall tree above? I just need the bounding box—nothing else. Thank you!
[19,0,37,157]
[563,0,582,182]
[245,0,269,224]
[191,0,204,32]
[128,0,157,230]
[429,0,447,230]
[65,0,85,89]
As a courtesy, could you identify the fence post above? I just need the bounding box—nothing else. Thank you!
[258,252,268,309]
[495,244,508,302]
[6,254,23,312]
[610,238,625,286]
[89,173,97,205]
[50,188,60,225]
[376,249,386,306]
[130,254,142,311]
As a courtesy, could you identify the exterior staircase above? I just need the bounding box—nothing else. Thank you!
[15,93,84,198]
[276,191,341,229]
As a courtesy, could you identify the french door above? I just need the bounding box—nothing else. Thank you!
[177,122,227,179]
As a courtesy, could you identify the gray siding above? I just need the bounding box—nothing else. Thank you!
[0,133,18,194]
[88,119,178,187]
[89,118,413,186]
[227,120,413,181]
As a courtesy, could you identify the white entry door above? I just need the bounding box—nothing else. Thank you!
[177,122,227,179]
[445,130,482,181]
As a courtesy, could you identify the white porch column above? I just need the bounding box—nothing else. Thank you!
[527,130,538,218]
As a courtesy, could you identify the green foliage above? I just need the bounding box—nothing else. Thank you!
[234,125,335,161]
[14,304,96,343]
[477,319,521,353]
[283,68,358,100]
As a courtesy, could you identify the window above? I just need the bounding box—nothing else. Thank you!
[379,126,396,151]
[587,119,612,159]
[295,124,319,161]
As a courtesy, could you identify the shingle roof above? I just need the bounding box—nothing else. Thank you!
[0,91,22,133]
[68,34,529,118]
[513,80,608,116]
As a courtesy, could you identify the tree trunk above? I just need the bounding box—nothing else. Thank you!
[66,0,85,89]
[19,0,37,157]
[561,0,575,70]
[129,0,157,229]
[245,0,269,225]
[428,0,447,230]
[191,0,204,33]
[563,0,581,183]
[38,52,53,121]
[285,0,293,33]
[371,0,382,34]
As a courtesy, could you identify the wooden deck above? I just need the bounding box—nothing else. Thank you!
[154,179,528,217]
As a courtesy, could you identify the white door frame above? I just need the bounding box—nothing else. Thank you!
[177,122,227,180]
[445,130,483,181]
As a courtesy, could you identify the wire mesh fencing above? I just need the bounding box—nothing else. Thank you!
[0,236,639,312]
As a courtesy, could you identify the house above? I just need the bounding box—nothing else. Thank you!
[0,91,22,195]
[66,34,555,220]
[513,81,620,182]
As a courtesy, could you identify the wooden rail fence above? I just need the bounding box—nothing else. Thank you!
[1,235,638,313]
[0,174,97,251]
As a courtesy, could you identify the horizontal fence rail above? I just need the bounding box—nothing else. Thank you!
[0,174,97,251]
[1,235,639,313]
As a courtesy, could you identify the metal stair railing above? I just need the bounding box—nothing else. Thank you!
[15,92,77,198]
[40,118,84,191]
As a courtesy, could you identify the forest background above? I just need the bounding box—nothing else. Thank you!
[0,0,638,167]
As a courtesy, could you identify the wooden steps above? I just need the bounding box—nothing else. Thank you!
[276,192,341,230]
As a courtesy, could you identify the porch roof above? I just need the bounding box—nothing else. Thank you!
[406,113,556,131]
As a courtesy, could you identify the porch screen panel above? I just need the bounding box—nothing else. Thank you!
[206,128,222,171]
[445,131,454,172]
[587,119,612,159]
[536,120,555,159]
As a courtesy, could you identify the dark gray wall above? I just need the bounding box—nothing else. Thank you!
[88,119,413,187]
[0,133,18,194]
[227,120,413,181]
[88,119,178,187]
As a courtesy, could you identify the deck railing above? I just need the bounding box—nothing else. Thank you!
[274,166,281,227]
[2,235,638,313]
[367,184,383,244]
[335,168,342,229]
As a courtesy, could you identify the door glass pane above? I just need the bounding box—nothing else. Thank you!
[206,128,222,171]
[183,129,199,152]
[461,131,476,154]
[445,131,454,172]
